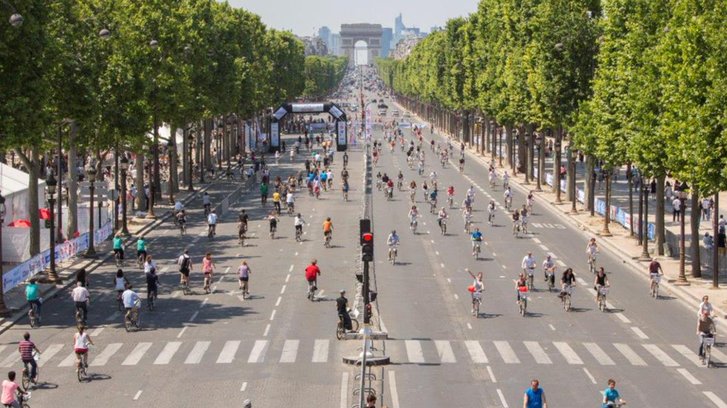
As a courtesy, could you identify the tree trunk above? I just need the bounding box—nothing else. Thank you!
[690,188,701,277]
[67,122,79,238]
[627,163,634,237]
[527,124,535,182]
[182,125,190,187]
[585,155,594,212]
[505,125,513,170]
[14,148,41,256]
[169,124,178,199]
[655,174,666,256]
[552,126,562,196]
[134,151,144,211]
[204,119,212,173]
[538,129,546,190]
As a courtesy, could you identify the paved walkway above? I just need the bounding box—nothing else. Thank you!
[396,102,727,318]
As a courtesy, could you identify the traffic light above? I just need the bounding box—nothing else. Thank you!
[361,232,374,262]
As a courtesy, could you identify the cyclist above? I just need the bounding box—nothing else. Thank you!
[504,187,513,209]
[207,210,218,237]
[516,273,528,302]
[1,371,25,408]
[697,310,716,360]
[648,258,663,293]
[463,206,473,232]
[285,190,295,212]
[25,279,42,323]
[519,204,529,232]
[467,269,484,315]
[503,171,510,188]
[175,209,187,230]
[487,199,496,224]
[17,332,40,385]
[305,259,321,295]
[386,230,400,261]
[526,191,535,212]
[699,295,714,317]
[446,185,455,205]
[202,192,211,214]
[136,236,147,266]
[602,379,625,407]
[594,267,609,303]
[542,255,556,283]
[122,284,140,323]
[272,189,282,214]
[466,185,476,204]
[202,253,215,293]
[71,281,90,324]
[145,257,159,305]
[173,200,184,215]
[294,213,307,240]
[471,228,483,257]
[437,207,448,230]
[322,217,333,245]
[386,178,395,199]
[336,290,352,332]
[342,180,350,200]
[396,171,404,189]
[267,211,279,238]
[512,209,521,234]
[73,325,94,371]
[112,233,124,262]
[523,379,548,408]
[238,209,249,231]
[408,206,419,229]
[238,260,251,297]
[429,188,438,210]
[341,167,349,183]
[260,182,269,204]
[559,268,576,299]
[521,252,536,278]
[177,250,192,286]
[586,238,599,270]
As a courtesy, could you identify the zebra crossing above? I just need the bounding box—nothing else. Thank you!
[1,338,721,369]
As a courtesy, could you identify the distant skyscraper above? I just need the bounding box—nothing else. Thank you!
[381,27,393,57]
[330,33,341,56]
[318,26,332,52]
[394,13,405,36]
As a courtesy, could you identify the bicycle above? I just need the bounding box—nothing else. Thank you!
[27,303,40,328]
[701,334,715,367]
[597,286,609,312]
[114,250,124,267]
[588,255,597,274]
[307,281,317,302]
[179,221,186,235]
[472,291,482,317]
[410,219,418,234]
[21,351,39,390]
[512,221,521,238]
[447,195,454,209]
[439,218,447,235]
[472,241,481,260]
[116,291,124,311]
[269,225,276,239]
[295,228,302,242]
[526,272,535,291]
[324,232,332,248]
[239,232,246,247]
[147,288,157,311]
[388,245,398,265]
[77,352,89,382]
[429,200,437,214]
[179,281,192,296]
[124,300,141,332]
[505,196,512,210]
[518,289,528,316]
[464,220,472,234]
[650,274,660,298]
[544,269,556,292]
[6,390,31,408]
[336,312,360,340]
[208,224,216,240]
[203,274,212,294]
[75,303,86,327]
[562,285,574,311]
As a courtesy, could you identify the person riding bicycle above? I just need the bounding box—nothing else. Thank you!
[238,209,249,231]
[341,167,349,183]
[521,252,536,278]
[437,207,448,229]
[207,210,218,237]
[386,178,395,198]
[516,273,528,302]
[559,268,576,298]
[25,279,42,322]
[175,209,187,228]
[17,332,40,385]
[272,190,282,214]
[1,371,26,408]
[285,191,295,211]
[71,281,90,324]
[202,253,215,292]
[586,237,599,267]
[512,209,521,233]
[466,185,475,203]
[697,310,716,359]
[267,211,279,237]
[408,206,419,227]
[294,213,307,238]
[305,259,321,294]
[174,200,184,214]
[322,217,333,244]
[542,255,556,283]
[467,269,484,315]
[112,233,124,261]
[519,205,529,230]
[136,237,147,264]
[397,171,404,186]
[177,250,192,286]
[471,228,483,256]
[202,192,211,214]
[594,267,609,303]
[122,284,140,322]
[462,206,473,230]
[73,325,94,371]
[602,379,625,408]
[504,187,513,207]
[336,290,352,332]
[145,257,159,304]
[487,200,496,223]
[447,185,455,200]
[503,171,510,188]
[386,230,400,260]
[648,258,663,292]
[429,188,438,207]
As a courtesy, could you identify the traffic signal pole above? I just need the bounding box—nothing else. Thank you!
[362,260,370,324]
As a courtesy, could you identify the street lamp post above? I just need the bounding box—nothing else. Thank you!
[676,190,689,284]
[570,147,578,214]
[85,165,97,257]
[187,134,195,192]
[640,179,651,260]
[0,192,10,315]
[120,157,130,236]
[45,173,60,282]
[554,141,562,203]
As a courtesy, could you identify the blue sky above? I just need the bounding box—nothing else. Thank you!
[229,0,478,36]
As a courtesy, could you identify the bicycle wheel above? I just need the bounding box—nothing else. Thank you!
[350,318,359,332]
[21,371,30,390]
[705,346,712,367]
[77,365,85,382]
[474,300,480,318]
[336,322,344,340]
[564,296,571,311]
[28,312,37,329]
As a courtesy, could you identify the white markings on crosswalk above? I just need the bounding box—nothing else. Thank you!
[280,340,299,363]
[614,343,647,366]
[91,343,123,366]
[553,342,583,365]
[493,341,520,364]
[248,340,268,363]
[497,388,509,408]
[582,367,597,384]
[0,350,18,367]
[532,238,541,244]
[389,371,401,408]
[676,368,701,385]
[486,365,497,383]
[154,341,182,365]
[37,344,63,367]
[704,392,727,408]
[184,341,210,365]
[583,343,615,365]
[435,340,456,363]
[524,341,552,364]
[217,340,240,364]
[123,342,152,366]
[556,260,567,267]
[58,352,77,367]
[672,344,702,367]
[312,340,329,363]
[263,324,270,337]
[615,313,631,323]
[538,244,549,252]
[631,327,649,339]
[642,344,679,367]
[405,340,425,363]
[340,372,349,408]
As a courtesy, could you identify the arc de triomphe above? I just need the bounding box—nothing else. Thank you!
[340,23,383,66]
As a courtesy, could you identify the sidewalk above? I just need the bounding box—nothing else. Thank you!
[397,101,727,318]
[0,168,241,333]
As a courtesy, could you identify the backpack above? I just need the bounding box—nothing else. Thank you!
[180,256,190,271]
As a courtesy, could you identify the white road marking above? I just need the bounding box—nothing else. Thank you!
[275,296,282,307]
[122,342,152,366]
[270,310,276,321]
[280,285,287,294]
[289,264,294,272]
[241,382,247,392]
[286,274,290,283]
[554,342,583,365]
[548,324,556,331]
[201,297,209,307]
[532,238,541,244]
[106,311,120,322]
[496,389,509,408]
[676,368,701,385]
[454,294,459,300]
[0,352,18,368]
[37,344,63,367]
[380,317,388,334]
[90,327,104,336]
[672,344,703,367]
[133,390,143,400]
[556,260,567,267]
[704,392,727,408]
[189,311,199,322]
[435,340,456,363]
[494,341,520,364]
[154,342,182,365]
[248,340,268,363]
[312,339,329,363]
[538,244,549,251]
[280,340,300,363]
[466,323,472,330]
[184,341,211,364]
[614,343,647,366]
[576,277,588,286]
[405,340,425,363]
[263,324,271,337]
[643,344,679,367]
[58,352,76,367]
[435,251,439,255]
[217,340,241,364]
[389,371,401,408]
[615,313,631,323]
[486,366,497,383]
[176,326,187,339]
[91,343,123,366]
[524,341,552,364]
[582,367,597,384]
[583,342,615,365]
[340,372,349,408]
[631,326,649,339]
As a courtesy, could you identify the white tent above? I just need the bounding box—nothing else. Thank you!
[0,162,47,262]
